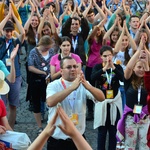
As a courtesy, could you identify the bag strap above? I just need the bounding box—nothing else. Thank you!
[35,48,49,66]
[136,0,144,11]
[0,42,12,60]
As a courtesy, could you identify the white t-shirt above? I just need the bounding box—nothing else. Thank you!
[46,78,96,140]
[113,48,133,85]
[113,48,133,71]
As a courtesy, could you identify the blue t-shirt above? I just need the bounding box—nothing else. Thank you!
[0,37,21,77]
[18,5,30,26]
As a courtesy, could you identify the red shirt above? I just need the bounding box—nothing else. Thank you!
[0,99,6,125]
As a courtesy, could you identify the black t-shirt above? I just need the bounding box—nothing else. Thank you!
[91,63,124,98]
[124,77,147,109]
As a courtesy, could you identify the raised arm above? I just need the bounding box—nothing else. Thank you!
[80,71,105,101]
[102,0,112,17]
[10,0,22,24]
[0,9,11,31]
[103,17,119,43]
[58,106,93,150]
[55,0,60,17]
[87,19,105,42]
[28,106,93,150]
[46,76,81,107]
[124,21,137,53]
[6,44,19,83]
[82,0,92,18]
[11,9,25,43]
[122,0,130,16]
[93,0,105,22]
[124,36,146,80]
[113,21,125,55]
[24,10,34,33]
[58,3,71,28]
[27,111,58,150]
[28,0,35,12]
[15,0,23,10]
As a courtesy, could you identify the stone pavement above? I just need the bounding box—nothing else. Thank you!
[13,49,98,150]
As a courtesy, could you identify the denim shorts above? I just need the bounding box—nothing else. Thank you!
[1,76,22,107]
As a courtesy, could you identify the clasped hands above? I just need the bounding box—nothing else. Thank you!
[103,56,115,72]
[71,71,91,90]
[43,105,79,138]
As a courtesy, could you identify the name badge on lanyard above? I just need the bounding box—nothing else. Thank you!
[6,41,11,66]
[72,36,78,52]
[61,78,79,125]
[106,68,114,99]
[133,86,143,114]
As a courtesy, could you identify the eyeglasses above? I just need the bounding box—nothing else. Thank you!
[63,65,78,70]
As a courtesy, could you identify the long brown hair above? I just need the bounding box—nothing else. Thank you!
[110,27,120,48]
[131,60,144,90]
[27,13,40,45]
[123,34,131,65]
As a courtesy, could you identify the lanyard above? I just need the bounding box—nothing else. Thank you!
[61,78,76,109]
[72,36,78,52]
[138,86,141,105]
[105,68,112,89]
[6,40,11,57]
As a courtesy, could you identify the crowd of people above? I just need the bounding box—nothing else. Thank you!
[0,0,150,149]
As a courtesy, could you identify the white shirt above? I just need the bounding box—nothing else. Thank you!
[113,48,133,71]
[46,78,96,140]
[113,48,133,85]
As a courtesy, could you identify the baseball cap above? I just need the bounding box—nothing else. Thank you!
[3,21,15,31]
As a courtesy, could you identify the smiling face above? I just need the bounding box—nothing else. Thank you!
[60,41,71,56]
[96,27,101,36]
[42,25,52,36]
[70,19,80,33]
[111,31,119,43]
[122,35,129,49]
[140,32,148,44]
[133,61,145,78]
[3,29,14,40]
[31,16,39,28]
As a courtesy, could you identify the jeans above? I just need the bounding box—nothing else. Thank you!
[119,86,126,111]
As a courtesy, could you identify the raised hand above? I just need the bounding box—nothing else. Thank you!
[10,44,19,61]
[139,50,149,71]
[71,75,81,90]
[57,106,77,137]
[138,35,145,50]
[43,111,58,136]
